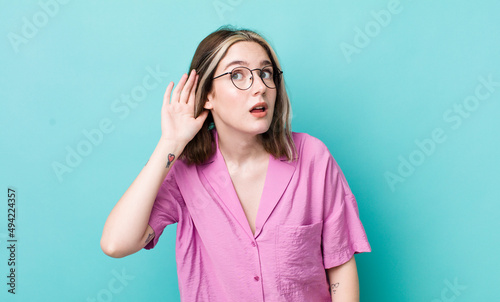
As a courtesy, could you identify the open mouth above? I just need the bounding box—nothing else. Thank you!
[250,106,266,113]
[250,102,268,114]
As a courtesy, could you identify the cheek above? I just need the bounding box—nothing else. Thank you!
[211,90,241,117]
[212,83,239,104]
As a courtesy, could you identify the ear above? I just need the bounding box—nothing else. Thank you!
[204,91,214,110]
[203,101,213,110]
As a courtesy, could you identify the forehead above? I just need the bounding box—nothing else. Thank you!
[218,41,271,71]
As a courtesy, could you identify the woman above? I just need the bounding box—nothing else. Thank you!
[101,26,371,301]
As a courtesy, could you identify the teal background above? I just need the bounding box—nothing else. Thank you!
[1,0,499,301]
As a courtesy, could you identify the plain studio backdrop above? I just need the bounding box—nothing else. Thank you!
[1,0,499,301]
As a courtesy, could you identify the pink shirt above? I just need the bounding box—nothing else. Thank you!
[145,131,371,301]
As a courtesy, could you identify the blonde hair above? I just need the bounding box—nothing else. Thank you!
[180,26,296,165]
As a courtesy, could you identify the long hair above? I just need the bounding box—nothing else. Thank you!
[180,25,296,165]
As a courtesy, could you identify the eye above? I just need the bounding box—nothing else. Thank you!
[260,67,274,79]
[231,69,245,81]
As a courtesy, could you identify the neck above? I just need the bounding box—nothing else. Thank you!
[216,128,268,166]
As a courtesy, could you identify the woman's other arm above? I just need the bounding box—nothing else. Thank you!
[326,256,360,302]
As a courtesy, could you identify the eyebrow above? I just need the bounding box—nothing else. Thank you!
[223,60,272,71]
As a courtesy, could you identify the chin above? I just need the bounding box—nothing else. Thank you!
[251,123,272,136]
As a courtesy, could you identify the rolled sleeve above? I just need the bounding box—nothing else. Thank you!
[321,155,371,269]
[144,169,184,250]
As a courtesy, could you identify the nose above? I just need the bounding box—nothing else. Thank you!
[251,71,267,94]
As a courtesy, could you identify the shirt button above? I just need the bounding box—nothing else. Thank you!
[251,242,256,247]
[254,276,260,281]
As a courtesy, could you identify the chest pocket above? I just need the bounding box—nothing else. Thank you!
[275,221,327,296]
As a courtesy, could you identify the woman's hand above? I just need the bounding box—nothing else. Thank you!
[160,69,209,145]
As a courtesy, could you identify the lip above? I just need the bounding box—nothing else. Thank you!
[249,102,268,112]
[250,102,268,118]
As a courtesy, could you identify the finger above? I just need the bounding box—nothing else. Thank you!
[187,74,199,105]
[180,69,197,104]
[172,73,188,103]
[196,108,209,121]
[162,82,174,108]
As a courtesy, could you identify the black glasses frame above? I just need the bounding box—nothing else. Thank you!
[212,65,283,90]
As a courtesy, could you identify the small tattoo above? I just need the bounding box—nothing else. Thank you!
[331,282,339,295]
[166,153,175,168]
[145,233,154,243]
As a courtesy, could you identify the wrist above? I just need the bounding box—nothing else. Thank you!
[157,137,187,157]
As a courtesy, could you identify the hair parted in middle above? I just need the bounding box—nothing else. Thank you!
[180,25,296,165]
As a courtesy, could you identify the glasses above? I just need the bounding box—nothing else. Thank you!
[212,65,283,90]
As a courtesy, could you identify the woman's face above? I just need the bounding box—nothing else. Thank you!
[205,41,277,138]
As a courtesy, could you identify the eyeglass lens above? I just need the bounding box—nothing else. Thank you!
[230,66,276,90]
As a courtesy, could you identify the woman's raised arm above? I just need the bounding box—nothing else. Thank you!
[100,70,208,258]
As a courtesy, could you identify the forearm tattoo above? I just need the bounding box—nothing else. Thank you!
[145,232,154,244]
[166,153,175,168]
[330,282,339,295]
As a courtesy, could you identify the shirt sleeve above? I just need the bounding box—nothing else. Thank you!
[321,152,371,269]
[144,167,185,250]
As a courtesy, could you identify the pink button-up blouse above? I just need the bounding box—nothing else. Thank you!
[144,130,371,301]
